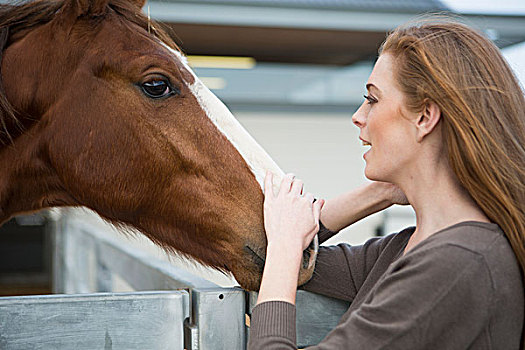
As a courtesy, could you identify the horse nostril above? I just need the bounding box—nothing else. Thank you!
[303,234,319,270]
[302,250,311,269]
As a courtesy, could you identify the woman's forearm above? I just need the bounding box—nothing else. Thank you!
[256,242,303,305]
[320,182,396,232]
[256,172,323,306]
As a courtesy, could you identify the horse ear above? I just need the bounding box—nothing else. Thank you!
[68,0,111,17]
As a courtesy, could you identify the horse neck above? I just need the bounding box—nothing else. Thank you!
[0,142,32,222]
[0,132,53,223]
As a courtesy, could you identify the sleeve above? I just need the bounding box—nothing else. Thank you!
[300,232,402,301]
[317,221,339,244]
[248,301,297,350]
[308,245,493,350]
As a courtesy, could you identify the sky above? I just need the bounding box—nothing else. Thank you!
[441,0,525,15]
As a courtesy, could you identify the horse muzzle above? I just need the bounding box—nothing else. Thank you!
[244,233,319,286]
[302,233,319,270]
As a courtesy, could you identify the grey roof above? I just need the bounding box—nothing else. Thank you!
[185,0,450,13]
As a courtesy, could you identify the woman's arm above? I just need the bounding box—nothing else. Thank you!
[256,174,407,305]
[256,172,324,305]
[250,173,410,349]
[320,181,408,232]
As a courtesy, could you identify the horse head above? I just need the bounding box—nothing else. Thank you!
[0,0,318,290]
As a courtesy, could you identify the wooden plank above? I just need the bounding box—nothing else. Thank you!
[90,227,219,291]
[52,210,219,294]
[50,213,66,294]
[0,291,188,350]
[65,211,219,291]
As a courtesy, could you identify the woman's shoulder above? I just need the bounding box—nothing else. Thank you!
[401,221,522,296]
[367,225,415,248]
[416,221,507,257]
[395,221,524,331]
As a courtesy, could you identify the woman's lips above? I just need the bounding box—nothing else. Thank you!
[360,137,371,159]
[359,137,371,146]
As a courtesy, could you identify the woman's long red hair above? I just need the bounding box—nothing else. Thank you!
[381,18,525,347]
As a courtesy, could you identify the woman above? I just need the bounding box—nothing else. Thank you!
[249,19,525,349]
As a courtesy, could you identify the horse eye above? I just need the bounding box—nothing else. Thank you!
[141,79,175,99]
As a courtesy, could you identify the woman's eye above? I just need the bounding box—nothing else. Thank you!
[141,79,178,99]
[363,94,377,104]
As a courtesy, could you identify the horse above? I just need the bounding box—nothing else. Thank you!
[0,0,318,291]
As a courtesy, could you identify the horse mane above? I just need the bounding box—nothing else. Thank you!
[0,0,179,145]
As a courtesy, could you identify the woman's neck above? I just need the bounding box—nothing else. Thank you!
[399,158,490,254]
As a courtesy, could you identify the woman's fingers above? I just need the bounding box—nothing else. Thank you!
[263,172,324,250]
[279,173,295,195]
[264,171,274,200]
[313,198,325,225]
[290,178,304,196]
[304,192,314,203]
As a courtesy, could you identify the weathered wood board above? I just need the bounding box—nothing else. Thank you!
[0,291,188,350]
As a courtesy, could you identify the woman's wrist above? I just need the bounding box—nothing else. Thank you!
[266,239,303,257]
[256,242,303,305]
[371,181,409,206]
[367,181,397,206]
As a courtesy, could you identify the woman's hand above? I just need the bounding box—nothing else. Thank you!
[318,181,409,232]
[264,172,325,252]
[380,181,409,206]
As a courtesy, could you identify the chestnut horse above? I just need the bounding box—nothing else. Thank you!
[0,0,318,291]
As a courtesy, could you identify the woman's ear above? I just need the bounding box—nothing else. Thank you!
[415,99,441,142]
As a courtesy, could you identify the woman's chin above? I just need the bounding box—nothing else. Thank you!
[364,166,376,181]
[364,167,385,182]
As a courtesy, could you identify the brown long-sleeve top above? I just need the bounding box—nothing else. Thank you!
[249,221,524,349]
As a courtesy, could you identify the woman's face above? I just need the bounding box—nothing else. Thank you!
[352,53,419,183]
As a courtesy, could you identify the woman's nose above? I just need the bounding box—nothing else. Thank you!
[352,104,366,128]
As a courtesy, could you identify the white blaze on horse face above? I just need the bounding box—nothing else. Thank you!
[164,45,285,194]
